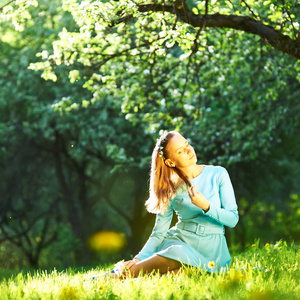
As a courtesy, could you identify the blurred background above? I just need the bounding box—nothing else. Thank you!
[0,0,299,269]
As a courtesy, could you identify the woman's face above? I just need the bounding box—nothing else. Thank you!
[165,133,197,169]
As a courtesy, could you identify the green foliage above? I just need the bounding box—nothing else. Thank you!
[0,241,299,299]
[0,0,38,32]
[28,0,300,166]
[38,225,80,269]
[237,193,300,245]
[1,0,300,268]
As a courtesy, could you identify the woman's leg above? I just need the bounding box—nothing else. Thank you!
[127,254,181,277]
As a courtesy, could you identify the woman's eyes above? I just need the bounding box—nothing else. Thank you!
[178,143,191,154]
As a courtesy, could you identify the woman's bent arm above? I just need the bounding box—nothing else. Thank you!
[204,167,239,228]
[134,207,173,261]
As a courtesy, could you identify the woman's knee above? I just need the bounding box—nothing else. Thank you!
[127,255,181,277]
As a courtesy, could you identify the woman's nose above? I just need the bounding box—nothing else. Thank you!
[186,147,192,154]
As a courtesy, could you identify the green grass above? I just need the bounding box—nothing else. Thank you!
[0,240,299,300]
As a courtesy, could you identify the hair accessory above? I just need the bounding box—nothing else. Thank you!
[157,130,168,160]
[158,146,165,159]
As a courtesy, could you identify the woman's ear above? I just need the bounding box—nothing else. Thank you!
[165,159,175,168]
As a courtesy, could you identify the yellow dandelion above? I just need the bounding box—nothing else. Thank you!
[208,261,215,269]
[252,244,256,247]
[99,285,105,292]
[265,243,269,247]
[22,288,29,296]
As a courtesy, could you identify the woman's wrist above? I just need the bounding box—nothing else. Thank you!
[203,203,210,213]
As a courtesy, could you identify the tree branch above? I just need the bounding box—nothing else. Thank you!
[134,3,300,59]
[241,0,259,20]
[0,0,15,12]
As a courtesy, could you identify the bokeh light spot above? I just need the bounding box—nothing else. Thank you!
[88,231,127,253]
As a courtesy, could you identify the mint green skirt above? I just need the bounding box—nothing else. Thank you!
[156,224,231,272]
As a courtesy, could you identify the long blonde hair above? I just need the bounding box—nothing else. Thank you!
[145,131,192,214]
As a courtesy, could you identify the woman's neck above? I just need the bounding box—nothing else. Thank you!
[180,164,204,179]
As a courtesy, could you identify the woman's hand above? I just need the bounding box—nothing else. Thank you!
[122,258,141,274]
[188,186,210,212]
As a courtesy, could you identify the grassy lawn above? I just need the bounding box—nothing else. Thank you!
[0,240,299,300]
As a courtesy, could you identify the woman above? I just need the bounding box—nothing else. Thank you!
[112,130,238,277]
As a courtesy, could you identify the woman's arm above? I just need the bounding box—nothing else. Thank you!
[205,166,239,228]
[134,206,173,261]
[189,166,239,228]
